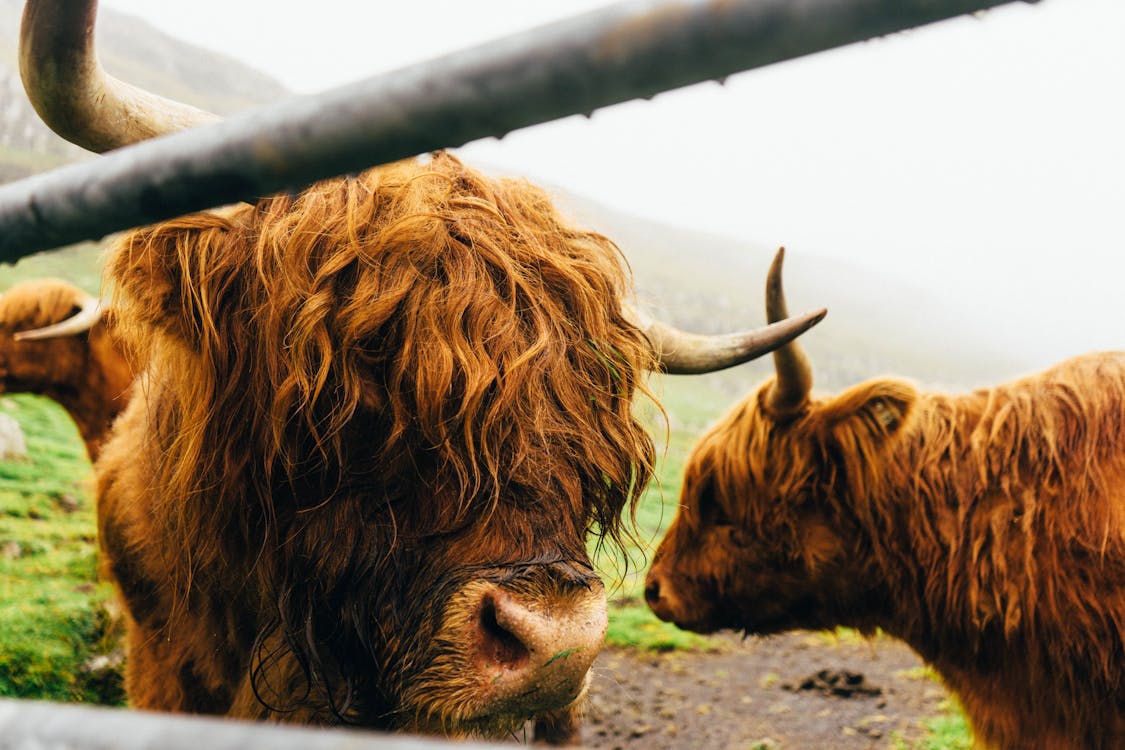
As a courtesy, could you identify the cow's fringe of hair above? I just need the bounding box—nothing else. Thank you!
[0,278,89,329]
[106,153,657,719]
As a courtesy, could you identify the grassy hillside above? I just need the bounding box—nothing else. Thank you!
[0,242,106,296]
[0,394,120,703]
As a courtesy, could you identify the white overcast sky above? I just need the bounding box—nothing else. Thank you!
[98,0,1125,369]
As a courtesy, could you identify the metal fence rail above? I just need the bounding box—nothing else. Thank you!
[0,0,1030,262]
[0,699,510,750]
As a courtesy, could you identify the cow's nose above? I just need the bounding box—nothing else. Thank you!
[470,584,606,713]
[643,568,676,622]
[475,591,532,670]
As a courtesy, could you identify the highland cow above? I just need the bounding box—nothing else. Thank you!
[0,279,132,461]
[646,249,1125,750]
[18,0,826,740]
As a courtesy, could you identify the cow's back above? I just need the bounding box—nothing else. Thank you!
[893,351,1125,749]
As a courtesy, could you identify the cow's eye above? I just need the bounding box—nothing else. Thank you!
[695,483,733,527]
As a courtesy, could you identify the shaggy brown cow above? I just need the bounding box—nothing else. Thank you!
[0,279,132,461]
[645,249,1125,749]
[19,1,825,740]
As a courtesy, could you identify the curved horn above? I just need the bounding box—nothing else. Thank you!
[19,0,218,153]
[765,247,815,413]
[629,298,826,376]
[14,293,103,341]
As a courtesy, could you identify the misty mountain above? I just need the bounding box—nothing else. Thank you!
[0,0,287,181]
[557,191,1031,395]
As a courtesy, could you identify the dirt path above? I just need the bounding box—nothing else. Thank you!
[578,632,954,750]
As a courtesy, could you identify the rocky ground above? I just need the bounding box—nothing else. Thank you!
[576,632,956,750]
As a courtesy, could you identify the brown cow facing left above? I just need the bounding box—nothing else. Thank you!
[646,249,1125,749]
[0,278,132,461]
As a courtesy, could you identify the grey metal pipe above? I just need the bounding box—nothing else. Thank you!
[0,0,1029,261]
[0,698,508,750]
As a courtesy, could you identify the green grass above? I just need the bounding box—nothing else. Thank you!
[0,395,123,704]
[887,664,972,749]
[917,711,973,750]
[896,664,944,683]
[892,700,974,750]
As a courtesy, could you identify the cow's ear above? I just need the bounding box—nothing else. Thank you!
[820,379,917,447]
[107,211,241,349]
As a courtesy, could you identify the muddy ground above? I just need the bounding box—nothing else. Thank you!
[574,632,955,750]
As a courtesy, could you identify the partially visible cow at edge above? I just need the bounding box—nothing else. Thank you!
[645,249,1125,749]
[17,0,826,741]
[0,279,132,461]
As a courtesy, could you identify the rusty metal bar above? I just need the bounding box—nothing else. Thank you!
[0,699,509,750]
[0,0,1030,261]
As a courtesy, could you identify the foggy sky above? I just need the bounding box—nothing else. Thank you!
[99,0,1125,368]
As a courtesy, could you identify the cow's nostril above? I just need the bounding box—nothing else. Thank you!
[459,583,606,714]
[477,593,530,669]
[644,578,661,606]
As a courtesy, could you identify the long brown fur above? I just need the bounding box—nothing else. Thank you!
[649,352,1125,749]
[0,278,133,460]
[96,153,656,733]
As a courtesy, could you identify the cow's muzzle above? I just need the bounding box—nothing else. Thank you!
[401,561,608,732]
[463,576,606,715]
[644,562,717,634]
